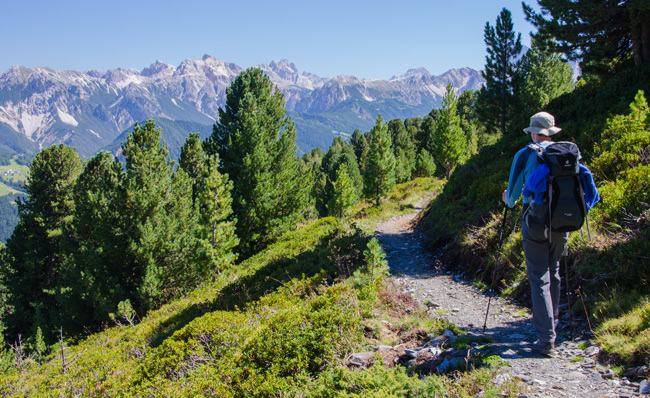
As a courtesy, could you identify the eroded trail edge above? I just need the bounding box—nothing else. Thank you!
[374,198,637,398]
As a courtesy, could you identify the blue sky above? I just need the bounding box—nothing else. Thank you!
[2,0,540,79]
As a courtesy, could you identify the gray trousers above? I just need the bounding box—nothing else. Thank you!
[522,210,568,344]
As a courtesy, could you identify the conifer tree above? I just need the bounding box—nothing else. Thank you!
[180,132,238,272]
[413,149,437,178]
[327,163,357,218]
[191,153,238,274]
[350,129,367,165]
[364,115,396,205]
[68,151,129,325]
[319,137,363,215]
[477,7,522,134]
[3,144,82,340]
[205,68,309,256]
[433,85,468,178]
[524,0,650,71]
[121,120,204,309]
[388,119,417,181]
[179,132,209,204]
[512,39,575,120]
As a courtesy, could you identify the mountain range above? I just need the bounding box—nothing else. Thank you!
[0,55,484,158]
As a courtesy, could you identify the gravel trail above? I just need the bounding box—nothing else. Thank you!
[374,198,640,398]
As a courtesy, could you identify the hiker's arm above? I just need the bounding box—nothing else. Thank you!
[504,149,527,208]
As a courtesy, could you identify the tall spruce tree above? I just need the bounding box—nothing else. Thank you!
[433,85,468,178]
[3,144,82,341]
[477,7,522,134]
[364,115,397,205]
[205,68,309,257]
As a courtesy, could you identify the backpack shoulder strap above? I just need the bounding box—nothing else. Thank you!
[526,142,545,164]
[522,142,544,164]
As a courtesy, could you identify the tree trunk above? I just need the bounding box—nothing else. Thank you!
[631,7,650,66]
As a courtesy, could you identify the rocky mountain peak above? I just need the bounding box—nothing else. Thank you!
[142,61,175,78]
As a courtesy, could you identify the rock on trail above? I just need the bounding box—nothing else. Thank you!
[374,198,640,398]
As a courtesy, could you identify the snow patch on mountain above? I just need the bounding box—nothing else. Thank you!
[57,109,78,126]
[21,112,46,138]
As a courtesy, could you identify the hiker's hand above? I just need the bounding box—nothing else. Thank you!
[502,190,507,204]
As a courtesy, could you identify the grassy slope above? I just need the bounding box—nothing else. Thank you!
[0,157,28,196]
[0,179,523,397]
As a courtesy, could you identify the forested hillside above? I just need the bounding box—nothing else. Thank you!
[0,0,648,396]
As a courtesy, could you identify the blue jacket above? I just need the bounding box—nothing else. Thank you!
[505,143,552,208]
[522,163,600,210]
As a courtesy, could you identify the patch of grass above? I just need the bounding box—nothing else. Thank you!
[577,341,591,350]
[451,335,493,350]
[473,280,488,291]
[595,298,650,366]
[611,365,626,376]
[482,355,510,368]
[570,356,584,363]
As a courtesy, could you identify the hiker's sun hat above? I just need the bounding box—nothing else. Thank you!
[523,112,562,136]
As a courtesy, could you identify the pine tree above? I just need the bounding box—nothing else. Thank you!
[3,144,82,340]
[193,153,239,274]
[327,163,357,218]
[513,39,575,118]
[68,151,129,325]
[364,115,396,205]
[413,149,437,178]
[121,120,204,309]
[388,119,417,181]
[478,7,522,134]
[433,85,468,178]
[179,132,209,204]
[524,0,650,71]
[350,129,367,165]
[319,137,363,215]
[205,68,309,257]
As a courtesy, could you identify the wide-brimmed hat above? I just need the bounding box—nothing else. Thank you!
[523,112,562,136]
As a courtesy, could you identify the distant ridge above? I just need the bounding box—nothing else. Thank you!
[0,56,485,156]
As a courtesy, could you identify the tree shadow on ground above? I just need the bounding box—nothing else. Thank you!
[145,231,367,347]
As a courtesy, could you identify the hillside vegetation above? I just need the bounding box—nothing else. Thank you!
[423,63,650,367]
[0,181,524,397]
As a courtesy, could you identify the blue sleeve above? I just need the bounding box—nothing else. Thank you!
[505,147,532,208]
[579,164,600,209]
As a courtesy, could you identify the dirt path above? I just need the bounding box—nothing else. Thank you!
[374,198,640,398]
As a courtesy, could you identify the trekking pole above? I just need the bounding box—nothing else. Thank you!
[564,250,574,341]
[482,205,509,334]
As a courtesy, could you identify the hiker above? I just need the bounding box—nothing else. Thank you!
[501,112,598,356]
